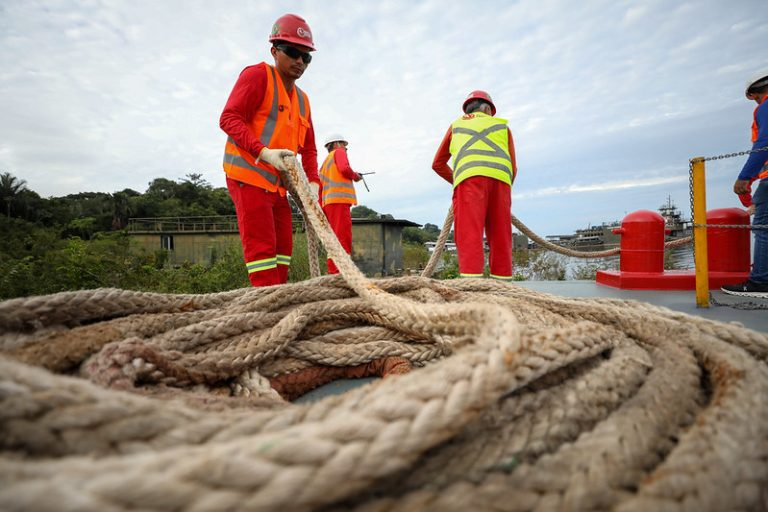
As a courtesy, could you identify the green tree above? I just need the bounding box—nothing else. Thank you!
[146,178,178,201]
[403,226,428,244]
[0,172,28,219]
[112,189,140,230]
[351,205,379,219]
[423,223,441,238]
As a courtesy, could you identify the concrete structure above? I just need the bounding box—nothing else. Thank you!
[513,233,530,251]
[351,218,420,277]
[127,216,242,266]
[127,215,420,277]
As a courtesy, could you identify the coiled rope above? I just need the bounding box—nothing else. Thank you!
[0,157,766,512]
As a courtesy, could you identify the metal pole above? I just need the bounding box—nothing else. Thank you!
[691,157,709,308]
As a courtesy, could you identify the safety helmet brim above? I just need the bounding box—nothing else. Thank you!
[324,133,348,148]
[745,68,768,97]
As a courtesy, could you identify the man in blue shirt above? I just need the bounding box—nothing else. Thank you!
[722,69,768,298]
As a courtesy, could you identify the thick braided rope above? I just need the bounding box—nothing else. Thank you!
[0,156,767,511]
[284,159,322,278]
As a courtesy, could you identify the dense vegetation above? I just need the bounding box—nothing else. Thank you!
[0,172,445,299]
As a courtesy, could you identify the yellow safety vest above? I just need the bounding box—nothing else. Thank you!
[449,112,513,188]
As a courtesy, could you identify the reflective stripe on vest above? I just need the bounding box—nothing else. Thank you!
[224,138,280,186]
[222,63,311,194]
[320,149,357,206]
[449,113,513,188]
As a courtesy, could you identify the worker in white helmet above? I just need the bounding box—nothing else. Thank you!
[722,68,768,297]
[320,134,362,274]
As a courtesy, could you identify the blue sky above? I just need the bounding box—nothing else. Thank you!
[0,0,765,236]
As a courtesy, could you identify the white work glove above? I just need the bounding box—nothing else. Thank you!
[259,147,294,171]
[309,181,320,202]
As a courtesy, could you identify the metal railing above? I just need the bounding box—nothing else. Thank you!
[127,214,306,233]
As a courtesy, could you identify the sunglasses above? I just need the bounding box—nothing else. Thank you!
[276,45,312,64]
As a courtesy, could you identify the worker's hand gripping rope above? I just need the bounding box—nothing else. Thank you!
[258,147,295,171]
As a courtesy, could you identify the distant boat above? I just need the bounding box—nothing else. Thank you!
[573,221,621,246]
[543,197,691,248]
[658,196,692,240]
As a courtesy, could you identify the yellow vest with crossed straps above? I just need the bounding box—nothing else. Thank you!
[449,112,513,188]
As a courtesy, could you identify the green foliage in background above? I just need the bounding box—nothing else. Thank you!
[0,216,253,299]
[0,171,250,299]
[1,171,636,298]
[402,242,430,271]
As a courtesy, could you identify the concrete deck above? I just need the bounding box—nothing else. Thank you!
[513,280,768,333]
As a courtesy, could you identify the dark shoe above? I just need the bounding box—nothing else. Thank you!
[721,280,768,298]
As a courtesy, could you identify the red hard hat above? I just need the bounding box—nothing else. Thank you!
[269,14,315,51]
[462,90,496,116]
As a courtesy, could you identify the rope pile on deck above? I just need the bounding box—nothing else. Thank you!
[0,156,766,511]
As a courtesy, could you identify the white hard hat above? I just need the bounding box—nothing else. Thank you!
[324,133,347,147]
[745,68,768,97]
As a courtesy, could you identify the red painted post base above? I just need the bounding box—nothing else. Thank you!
[595,269,749,290]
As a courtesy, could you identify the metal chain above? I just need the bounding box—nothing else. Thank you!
[691,223,768,229]
[689,145,768,267]
[688,159,697,268]
[701,144,768,161]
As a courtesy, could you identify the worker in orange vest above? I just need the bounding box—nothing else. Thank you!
[320,134,362,274]
[722,68,768,297]
[432,90,517,281]
[220,13,321,287]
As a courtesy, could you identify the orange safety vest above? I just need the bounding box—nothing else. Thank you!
[752,97,768,179]
[320,149,357,206]
[223,63,311,195]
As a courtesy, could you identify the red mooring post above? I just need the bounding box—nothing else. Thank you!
[614,210,667,273]
[707,208,750,273]
[596,208,751,290]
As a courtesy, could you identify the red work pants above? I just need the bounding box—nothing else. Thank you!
[227,177,292,287]
[323,203,352,274]
[453,176,512,280]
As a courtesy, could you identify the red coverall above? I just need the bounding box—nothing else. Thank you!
[432,126,517,279]
[220,64,320,287]
[321,147,359,274]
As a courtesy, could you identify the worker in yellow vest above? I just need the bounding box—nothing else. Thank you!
[220,13,321,287]
[320,134,362,274]
[432,90,517,280]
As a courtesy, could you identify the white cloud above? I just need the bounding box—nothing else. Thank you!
[0,0,764,234]
[516,174,688,200]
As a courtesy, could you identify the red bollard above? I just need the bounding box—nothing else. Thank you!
[612,210,668,273]
[707,208,750,272]
[596,207,751,290]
